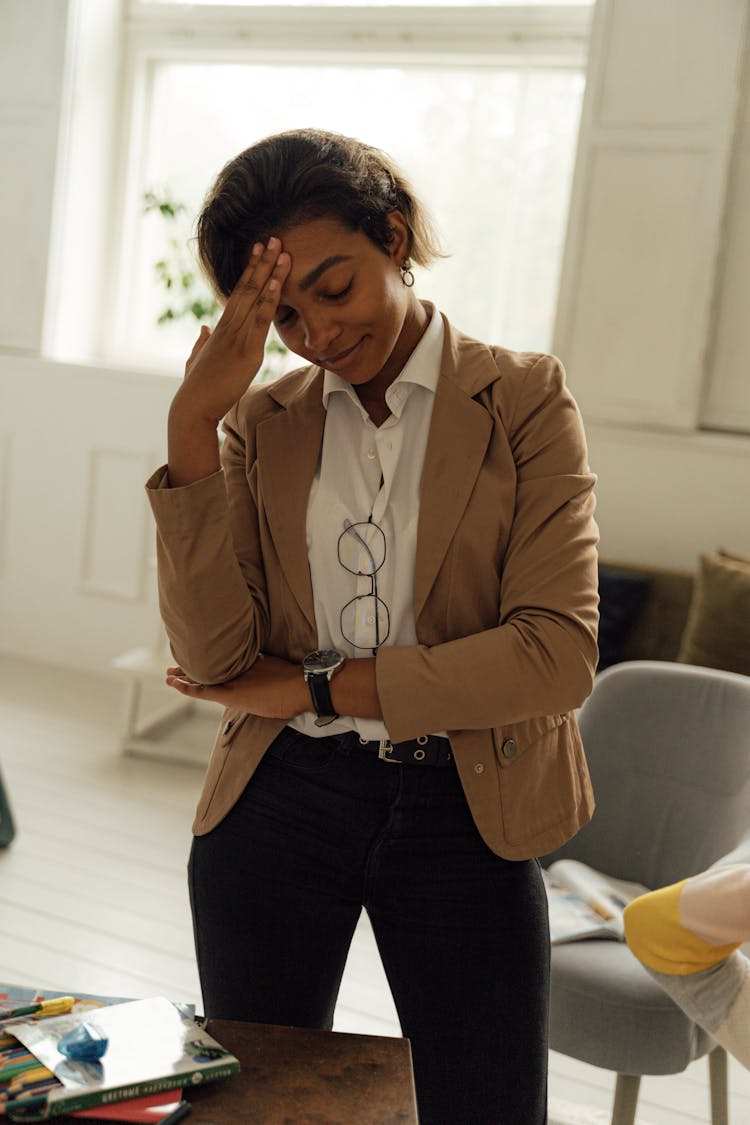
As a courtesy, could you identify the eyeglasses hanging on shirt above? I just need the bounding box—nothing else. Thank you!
[338,518,391,656]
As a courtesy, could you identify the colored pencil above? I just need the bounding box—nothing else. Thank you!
[8,1067,56,1089]
[0,1059,46,1082]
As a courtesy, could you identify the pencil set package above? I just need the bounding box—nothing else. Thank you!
[0,1029,64,1116]
[0,999,74,1116]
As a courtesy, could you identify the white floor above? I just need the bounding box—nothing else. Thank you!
[1,653,750,1124]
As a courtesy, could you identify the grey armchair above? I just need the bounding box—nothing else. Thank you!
[543,660,750,1125]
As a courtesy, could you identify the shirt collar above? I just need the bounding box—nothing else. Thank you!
[322,307,444,419]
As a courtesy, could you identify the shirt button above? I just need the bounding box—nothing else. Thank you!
[367,615,375,625]
[502,739,518,759]
[367,449,376,460]
[474,763,485,774]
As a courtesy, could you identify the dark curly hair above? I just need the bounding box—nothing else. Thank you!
[196,128,444,301]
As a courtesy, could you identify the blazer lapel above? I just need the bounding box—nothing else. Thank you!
[256,369,325,633]
[414,316,499,623]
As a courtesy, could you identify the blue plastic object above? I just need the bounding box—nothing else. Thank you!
[58,1022,109,1061]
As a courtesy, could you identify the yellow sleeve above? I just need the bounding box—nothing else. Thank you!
[624,880,742,976]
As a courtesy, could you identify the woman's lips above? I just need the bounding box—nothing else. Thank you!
[321,336,366,372]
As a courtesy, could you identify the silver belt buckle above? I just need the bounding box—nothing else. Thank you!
[378,739,397,762]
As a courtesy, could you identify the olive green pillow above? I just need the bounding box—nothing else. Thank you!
[678,551,750,676]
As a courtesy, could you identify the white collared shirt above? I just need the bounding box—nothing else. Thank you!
[289,307,445,741]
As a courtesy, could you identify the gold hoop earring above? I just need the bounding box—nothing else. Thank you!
[400,259,415,288]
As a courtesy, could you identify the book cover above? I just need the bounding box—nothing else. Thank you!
[71,1089,185,1122]
[4,997,238,1121]
[544,859,649,944]
[0,987,194,1023]
[0,988,131,1017]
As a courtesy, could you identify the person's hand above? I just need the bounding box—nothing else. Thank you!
[165,654,309,720]
[172,238,291,426]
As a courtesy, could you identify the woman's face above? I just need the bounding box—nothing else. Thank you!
[272,214,422,391]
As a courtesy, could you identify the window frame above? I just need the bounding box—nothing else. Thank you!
[106,2,592,367]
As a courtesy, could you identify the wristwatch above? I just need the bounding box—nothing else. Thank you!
[302,649,346,727]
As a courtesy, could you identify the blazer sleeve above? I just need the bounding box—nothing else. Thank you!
[375,354,599,743]
[145,402,270,684]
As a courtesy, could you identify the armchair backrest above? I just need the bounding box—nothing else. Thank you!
[546,661,750,889]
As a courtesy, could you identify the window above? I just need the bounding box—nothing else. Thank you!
[108,2,591,370]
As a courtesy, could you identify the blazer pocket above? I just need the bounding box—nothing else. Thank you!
[492,712,587,846]
[492,712,568,767]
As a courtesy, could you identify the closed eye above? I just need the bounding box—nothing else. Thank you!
[275,279,353,327]
[322,279,353,302]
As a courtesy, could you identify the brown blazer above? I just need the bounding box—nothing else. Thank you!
[147,305,599,860]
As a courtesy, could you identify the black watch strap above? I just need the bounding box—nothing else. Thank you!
[307,673,338,727]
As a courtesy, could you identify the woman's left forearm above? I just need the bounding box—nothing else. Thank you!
[164,652,383,721]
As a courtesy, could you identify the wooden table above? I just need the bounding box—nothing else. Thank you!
[184,1019,419,1125]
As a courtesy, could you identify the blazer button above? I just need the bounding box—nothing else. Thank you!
[501,739,517,759]
[474,763,485,774]
[223,719,234,736]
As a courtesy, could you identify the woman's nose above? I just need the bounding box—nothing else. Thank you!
[302,314,340,358]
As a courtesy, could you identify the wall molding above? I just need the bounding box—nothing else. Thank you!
[78,446,156,602]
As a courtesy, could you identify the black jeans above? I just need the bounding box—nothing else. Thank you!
[188,726,549,1125]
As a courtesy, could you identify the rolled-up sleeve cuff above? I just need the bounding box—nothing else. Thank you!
[145,466,228,527]
[145,464,224,493]
[376,644,441,743]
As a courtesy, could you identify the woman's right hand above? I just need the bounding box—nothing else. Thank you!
[172,237,291,426]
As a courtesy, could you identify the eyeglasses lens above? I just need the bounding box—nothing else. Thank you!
[340,594,390,649]
[338,521,386,576]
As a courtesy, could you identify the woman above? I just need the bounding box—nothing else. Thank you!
[147,128,599,1124]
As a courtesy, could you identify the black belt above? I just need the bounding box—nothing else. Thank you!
[335,731,454,767]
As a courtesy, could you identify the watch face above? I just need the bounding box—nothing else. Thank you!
[303,648,344,674]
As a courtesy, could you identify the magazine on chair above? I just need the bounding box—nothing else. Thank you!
[543,859,649,944]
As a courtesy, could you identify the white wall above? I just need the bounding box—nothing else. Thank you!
[1,0,749,676]
[552,0,750,567]
[0,354,177,670]
[585,422,750,568]
[554,0,748,433]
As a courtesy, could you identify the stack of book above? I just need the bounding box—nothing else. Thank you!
[0,988,239,1122]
